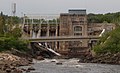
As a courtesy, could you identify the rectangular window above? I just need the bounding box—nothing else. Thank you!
[79,18,84,21]
[74,26,82,31]
[74,33,82,36]
[72,21,79,25]
[80,21,84,24]
[71,18,76,21]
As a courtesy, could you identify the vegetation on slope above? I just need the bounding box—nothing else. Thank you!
[0,37,28,52]
[0,12,28,52]
[93,25,120,54]
[88,12,120,55]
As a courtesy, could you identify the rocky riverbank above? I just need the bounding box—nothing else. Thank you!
[0,52,32,73]
[78,52,120,65]
[0,50,119,73]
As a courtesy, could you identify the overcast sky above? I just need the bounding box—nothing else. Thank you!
[0,0,120,16]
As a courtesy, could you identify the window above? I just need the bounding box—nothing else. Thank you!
[74,33,82,36]
[79,18,84,21]
[74,26,82,31]
[72,21,78,25]
[61,18,67,27]
[71,18,76,21]
[80,21,84,24]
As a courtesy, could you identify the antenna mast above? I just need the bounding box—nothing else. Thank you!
[12,3,16,16]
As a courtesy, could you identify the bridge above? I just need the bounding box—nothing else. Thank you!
[26,36,100,42]
[22,14,102,43]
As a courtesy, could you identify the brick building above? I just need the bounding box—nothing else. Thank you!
[59,9,115,52]
[59,9,88,52]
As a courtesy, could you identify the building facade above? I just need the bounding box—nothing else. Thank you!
[59,9,88,52]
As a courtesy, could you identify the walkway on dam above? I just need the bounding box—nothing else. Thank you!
[26,36,100,42]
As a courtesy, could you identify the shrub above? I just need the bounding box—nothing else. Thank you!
[0,37,29,52]
[93,27,120,54]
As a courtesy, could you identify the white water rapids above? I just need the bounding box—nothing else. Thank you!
[21,58,120,73]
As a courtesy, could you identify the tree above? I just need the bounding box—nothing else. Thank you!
[0,12,6,36]
[11,26,22,38]
[93,25,120,54]
[87,12,120,23]
[0,17,4,35]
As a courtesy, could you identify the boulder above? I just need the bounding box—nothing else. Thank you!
[56,62,63,65]
[36,56,44,60]
[11,69,23,73]
[0,70,6,73]
[5,68,11,73]
[27,66,35,71]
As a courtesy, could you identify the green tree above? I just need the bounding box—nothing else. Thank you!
[11,26,22,38]
[0,37,28,52]
[93,26,120,54]
[0,12,5,36]
[88,12,120,23]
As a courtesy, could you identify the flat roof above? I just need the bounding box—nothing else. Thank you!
[68,9,86,11]
[60,9,86,15]
[60,13,86,16]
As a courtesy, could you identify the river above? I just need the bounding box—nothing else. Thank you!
[21,58,120,73]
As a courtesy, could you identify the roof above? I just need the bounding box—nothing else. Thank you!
[60,9,86,15]
[69,9,86,14]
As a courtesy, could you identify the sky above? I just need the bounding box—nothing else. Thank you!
[0,0,120,16]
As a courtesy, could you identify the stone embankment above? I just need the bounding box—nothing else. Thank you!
[0,52,32,73]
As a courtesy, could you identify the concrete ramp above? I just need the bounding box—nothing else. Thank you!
[99,29,105,37]
[46,47,61,56]
[38,43,61,56]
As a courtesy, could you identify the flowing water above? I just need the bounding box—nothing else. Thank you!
[21,59,120,73]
